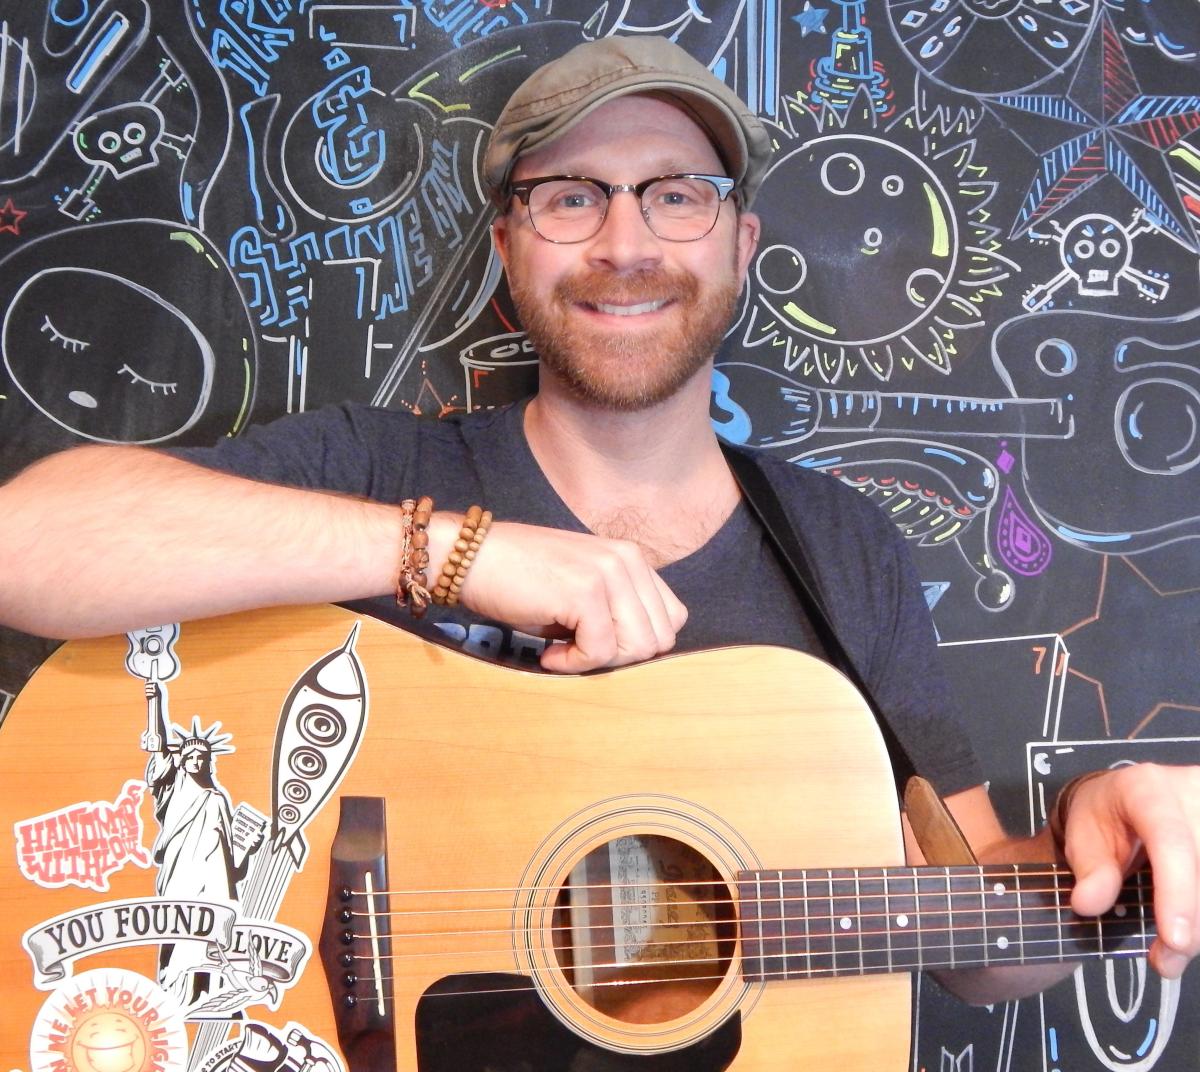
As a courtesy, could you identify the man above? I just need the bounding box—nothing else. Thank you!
[1,36,1198,1007]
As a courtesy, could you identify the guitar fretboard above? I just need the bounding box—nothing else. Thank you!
[737,864,1153,981]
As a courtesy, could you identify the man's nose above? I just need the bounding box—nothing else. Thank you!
[586,190,663,270]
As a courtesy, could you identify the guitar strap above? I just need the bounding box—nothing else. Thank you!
[720,443,918,798]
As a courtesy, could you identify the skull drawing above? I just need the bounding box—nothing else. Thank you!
[74,103,164,178]
[1059,214,1133,297]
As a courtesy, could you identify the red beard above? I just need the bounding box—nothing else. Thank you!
[509,264,739,411]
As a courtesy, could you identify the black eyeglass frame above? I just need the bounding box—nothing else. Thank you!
[506,173,738,244]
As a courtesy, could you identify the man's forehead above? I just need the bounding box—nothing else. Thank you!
[511,94,725,179]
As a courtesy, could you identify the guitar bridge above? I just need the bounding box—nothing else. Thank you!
[319,796,396,1072]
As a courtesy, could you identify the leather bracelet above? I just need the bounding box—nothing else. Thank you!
[1048,770,1107,854]
[396,496,434,617]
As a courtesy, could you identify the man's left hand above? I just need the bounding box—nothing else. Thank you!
[1059,763,1200,978]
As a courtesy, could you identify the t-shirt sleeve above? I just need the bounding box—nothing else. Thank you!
[164,404,418,498]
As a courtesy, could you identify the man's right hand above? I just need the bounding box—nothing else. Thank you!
[437,520,688,673]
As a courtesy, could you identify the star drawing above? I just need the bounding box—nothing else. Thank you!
[793,1,829,36]
[986,11,1200,249]
[0,197,27,236]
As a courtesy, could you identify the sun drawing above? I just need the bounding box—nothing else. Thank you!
[740,98,1017,384]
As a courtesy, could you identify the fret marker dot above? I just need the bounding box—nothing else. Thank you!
[1115,905,1127,917]
[993,883,1006,896]
[996,936,1009,950]
[896,914,909,928]
[840,917,852,930]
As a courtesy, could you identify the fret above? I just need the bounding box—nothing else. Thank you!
[830,869,862,975]
[736,872,765,981]
[801,870,811,976]
[782,871,808,977]
[1013,864,1024,963]
[1014,864,1080,964]
[857,868,891,973]
[883,869,893,973]
[855,871,864,974]
[978,869,989,967]
[1054,865,1064,963]
[778,871,789,980]
[887,870,919,971]
[946,867,986,969]
[916,870,952,968]
[805,870,834,978]
[1013,863,1063,965]
[945,868,954,969]
[1105,874,1153,954]
[759,870,785,981]
[979,865,1022,966]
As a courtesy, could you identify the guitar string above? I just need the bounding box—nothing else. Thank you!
[345,932,1155,1005]
[336,898,1154,970]
[348,865,1147,902]
[340,876,1153,926]
[350,916,1153,964]
[340,893,1152,945]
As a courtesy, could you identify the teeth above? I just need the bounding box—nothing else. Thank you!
[592,299,668,316]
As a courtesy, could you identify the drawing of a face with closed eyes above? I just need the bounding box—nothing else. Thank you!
[3,268,213,443]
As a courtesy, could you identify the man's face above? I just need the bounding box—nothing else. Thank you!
[491,95,760,411]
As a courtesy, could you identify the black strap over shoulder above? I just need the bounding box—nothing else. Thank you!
[721,443,918,794]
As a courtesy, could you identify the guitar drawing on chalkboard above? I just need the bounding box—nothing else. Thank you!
[712,308,1200,554]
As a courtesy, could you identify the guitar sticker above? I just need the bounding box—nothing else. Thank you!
[268,621,368,869]
[169,620,367,1069]
[27,967,188,1072]
[193,1021,344,1072]
[14,780,152,892]
[21,899,310,1006]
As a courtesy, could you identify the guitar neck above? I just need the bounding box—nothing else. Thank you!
[737,863,1154,980]
[815,389,1071,439]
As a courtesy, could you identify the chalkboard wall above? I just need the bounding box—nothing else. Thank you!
[1,1,1198,1069]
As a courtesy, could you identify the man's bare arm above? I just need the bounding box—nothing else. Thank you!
[0,445,687,667]
[0,445,405,638]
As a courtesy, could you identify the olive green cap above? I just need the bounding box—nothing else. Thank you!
[483,35,773,209]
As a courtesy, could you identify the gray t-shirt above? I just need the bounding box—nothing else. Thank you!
[172,400,983,795]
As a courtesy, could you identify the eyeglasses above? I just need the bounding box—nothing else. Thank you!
[508,173,737,244]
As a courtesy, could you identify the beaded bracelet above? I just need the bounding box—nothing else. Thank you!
[395,496,434,617]
[432,506,493,607]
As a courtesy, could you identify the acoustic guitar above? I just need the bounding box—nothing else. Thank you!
[0,605,1152,1072]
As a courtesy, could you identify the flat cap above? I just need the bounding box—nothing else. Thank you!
[483,35,773,209]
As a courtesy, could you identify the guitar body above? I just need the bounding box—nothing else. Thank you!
[0,605,911,1071]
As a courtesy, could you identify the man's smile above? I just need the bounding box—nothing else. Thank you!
[584,298,672,317]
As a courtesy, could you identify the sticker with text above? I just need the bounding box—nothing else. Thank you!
[15,781,151,892]
[28,967,188,1072]
[22,898,311,1018]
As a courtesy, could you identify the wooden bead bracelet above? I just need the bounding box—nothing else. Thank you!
[432,505,493,607]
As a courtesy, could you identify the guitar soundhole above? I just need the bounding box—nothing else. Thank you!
[552,835,736,1025]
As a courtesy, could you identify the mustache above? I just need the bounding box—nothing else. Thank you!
[554,268,699,306]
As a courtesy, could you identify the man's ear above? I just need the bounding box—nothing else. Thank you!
[735,210,761,283]
[490,213,511,272]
